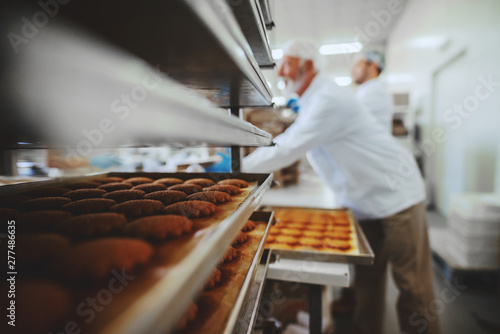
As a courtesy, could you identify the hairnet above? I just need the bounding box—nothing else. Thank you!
[357,49,386,72]
[281,39,326,71]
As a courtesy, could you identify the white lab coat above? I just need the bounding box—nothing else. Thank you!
[243,74,424,220]
[356,77,393,131]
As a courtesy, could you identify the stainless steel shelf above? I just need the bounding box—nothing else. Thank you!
[0,22,272,149]
[227,0,275,67]
[259,0,275,29]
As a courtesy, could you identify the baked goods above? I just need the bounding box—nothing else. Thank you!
[153,177,184,187]
[19,197,71,212]
[204,184,240,196]
[266,235,276,243]
[280,228,302,237]
[303,230,325,239]
[22,187,71,198]
[92,176,125,184]
[204,268,222,290]
[324,231,351,241]
[0,194,31,208]
[62,198,116,215]
[123,215,193,240]
[15,280,72,334]
[185,178,215,187]
[111,199,163,217]
[163,201,216,218]
[242,220,256,232]
[103,189,146,203]
[124,177,154,185]
[232,231,248,246]
[56,213,127,238]
[217,178,249,188]
[143,190,187,205]
[168,184,202,195]
[132,183,167,194]
[324,239,351,250]
[275,235,299,245]
[98,182,134,192]
[65,181,101,190]
[17,210,71,233]
[17,234,71,269]
[63,188,106,201]
[186,191,231,204]
[220,246,239,264]
[51,238,154,280]
[175,301,198,331]
[299,237,322,248]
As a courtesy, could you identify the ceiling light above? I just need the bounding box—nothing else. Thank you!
[319,42,363,55]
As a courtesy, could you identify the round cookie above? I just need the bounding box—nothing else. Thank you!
[153,177,184,187]
[63,189,106,201]
[299,237,323,248]
[19,197,71,212]
[175,301,198,331]
[143,190,186,205]
[17,234,71,270]
[217,178,249,188]
[65,181,101,190]
[168,184,202,195]
[62,198,116,215]
[17,210,71,233]
[163,201,216,219]
[280,228,302,237]
[98,182,133,192]
[324,238,351,250]
[269,243,296,250]
[204,184,240,196]
[242,220,256,232]
[204,268,222,290]
[124,177,154,185]
[185,178,215,187]
[123,215,193,240]
[92,176,125,184]
[220,246,239,264]
[275,235,299,245]
[232,231,249,246]
[55,213,127,238]
[111,199,163,217]
[103,189,146,203]
[132,183,167,194]
[186,190,231,204]
[303,230,325,239]
[51,238,154,280]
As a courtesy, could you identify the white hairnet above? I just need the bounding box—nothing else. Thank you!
[357,49,386,72]
[281,39,326,71]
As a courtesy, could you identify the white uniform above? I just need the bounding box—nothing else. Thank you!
[243,74,424,220]
[356,77,393,131]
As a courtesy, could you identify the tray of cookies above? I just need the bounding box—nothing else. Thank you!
[0,172,273,334]
[264,207,374,265]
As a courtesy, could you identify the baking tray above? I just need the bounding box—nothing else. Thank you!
[0,172,273,334]
[266,207,374,265]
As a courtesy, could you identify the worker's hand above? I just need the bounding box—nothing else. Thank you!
[89,154,121,169]
[204,151,231,173]
[286,94,300,113]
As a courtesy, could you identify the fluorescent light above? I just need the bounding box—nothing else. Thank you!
[319,42,363,55]
[272,49,283,60]
[272,96,287,106]
[334,76,353,86]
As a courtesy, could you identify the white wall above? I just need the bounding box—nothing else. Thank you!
[384,0,500,216]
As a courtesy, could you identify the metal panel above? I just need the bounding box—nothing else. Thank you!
[259,0,275,29]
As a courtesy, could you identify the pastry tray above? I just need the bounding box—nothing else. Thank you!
[0,172,273,334]
[265,207,374,265]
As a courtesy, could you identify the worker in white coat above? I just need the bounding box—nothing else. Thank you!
[351,50,393,131]
[243,40,440,334]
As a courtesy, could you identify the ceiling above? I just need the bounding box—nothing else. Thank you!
[266,0,409,77]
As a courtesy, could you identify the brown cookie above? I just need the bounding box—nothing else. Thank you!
[153,177,184,187]
[124,177,154,185]
[17,210,71,233]
[324,239,351,250]
[186,190,231,204]
[55,213,127,238]
[163,201,216,219]
[62,198,116,215]
[102,190,146,203]
[123,215,193,240]
[98,182,134,192]
[110,199,163,217]
[303,230,325,239]
[143,190,187,205]
[204,268,222,290]
[220,246,239,264]
[51,238,154,280]
[217,178,249,188]
[65,181,100,190]
[280,228,302,237]
[22,187,71,198]
[91,176,125,184]
[19,197,71,212]
[204,184,240,196]
[175,301,198,331]
[168,184,202,195]
[232,231,248,246]
[299,237,322,248]
[63,189,106,201]
[17,234,71,270]
[275,235,299,245]
[242,220,256,232]
[132,183,167,194]
[185,178,215,187]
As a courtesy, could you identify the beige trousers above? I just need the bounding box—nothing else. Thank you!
[352,202,441,334]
